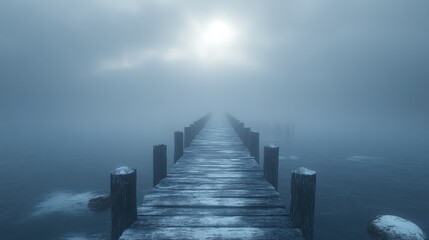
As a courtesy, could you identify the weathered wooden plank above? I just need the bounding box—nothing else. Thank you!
[154,183,275,190]
[119,227,304,240]
[171,164,260,169]
[142,196,285,208]
[158,177,274,185]
[150,189,281,198]
[133,216,294,228]
[169,168,261,174]
[138,206,289,216]
[167,172,264,178]
[175,160,257,166]
[179,156,253,161]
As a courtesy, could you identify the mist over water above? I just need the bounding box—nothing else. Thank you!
[1,0,428,239]
[0,115,427,239]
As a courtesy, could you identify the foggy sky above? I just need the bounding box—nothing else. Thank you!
[1,0,428,134]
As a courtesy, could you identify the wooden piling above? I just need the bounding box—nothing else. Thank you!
[290,167,316,240]
[190,123,195,140]
[243,126,251,148]
[111,166,137,240]
[235,121,243,140]
[184,126,192,148]
[239,122,244,139]
[263,145,279,190]
[174,131,183,163]
[249,131,260,163]
[153,144,167,187]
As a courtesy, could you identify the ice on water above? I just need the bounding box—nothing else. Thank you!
[30,191,97,218]
[370,215,426,240]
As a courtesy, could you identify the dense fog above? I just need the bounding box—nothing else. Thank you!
[1,0,428,139]
[0,1,428,239]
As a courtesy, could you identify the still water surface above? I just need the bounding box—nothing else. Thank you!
[0,122,427,239]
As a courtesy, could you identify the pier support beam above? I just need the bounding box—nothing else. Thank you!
[153,144,167,187]
[290,167,316,240]
[263,145,279,190]
[111,166,137,240]
[249,131,260,163]
[174,131,183,163]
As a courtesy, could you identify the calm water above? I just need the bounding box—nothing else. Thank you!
[0,122,428,239]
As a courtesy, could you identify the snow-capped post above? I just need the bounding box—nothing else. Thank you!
[174,131,183,163]
[243,126,251,148]
[184,126,192,147]
[250,131,260,163]
[153,144,167,187]
[111,166,137,240]
[290,167,316,240]
[263,145,279,190]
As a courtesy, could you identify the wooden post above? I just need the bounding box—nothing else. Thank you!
[237,122,244,140]
[243,127,251,148]
[174,131,183,163]
[190,123,195,140]
[184,126,192,147]
[153,144,167,187]
[249,131,260,163]
[290,167,316,240]
[263,145,279,190]
[111,166,137,240]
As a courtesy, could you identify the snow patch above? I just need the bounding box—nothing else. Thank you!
[114,166,134,175]
[293,167,316,175]
[29,191,97,218]
[265,144,278,148]
[368,215,426,240]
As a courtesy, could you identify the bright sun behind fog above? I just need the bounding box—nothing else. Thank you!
[190,18,244,64]
[200,20,236,47]
[99,17,251,71]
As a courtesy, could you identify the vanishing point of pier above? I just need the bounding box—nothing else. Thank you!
[109,114,316,240]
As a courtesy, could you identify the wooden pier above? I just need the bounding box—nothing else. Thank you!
[112,114,316,240]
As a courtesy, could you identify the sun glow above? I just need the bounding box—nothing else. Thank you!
[189,18,244,64]
[98,17,253,71]
[200,20,236,47]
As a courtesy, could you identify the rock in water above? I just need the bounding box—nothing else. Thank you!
[88,195,112,212]
[368,215,426,240]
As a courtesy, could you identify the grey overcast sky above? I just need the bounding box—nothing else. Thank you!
[1,0,428,132]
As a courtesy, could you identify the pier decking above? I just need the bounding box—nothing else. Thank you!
[118,116,305,239]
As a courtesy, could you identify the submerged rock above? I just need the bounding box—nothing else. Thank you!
[88,195,111,212]
[368,215,426,240]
